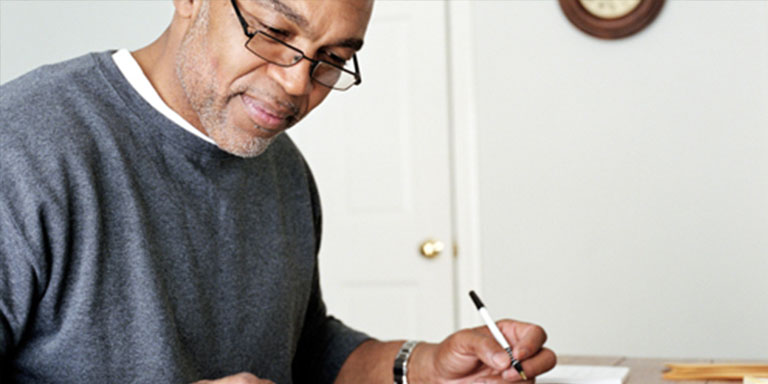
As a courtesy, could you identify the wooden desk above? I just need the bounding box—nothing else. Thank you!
[559,355,760,384]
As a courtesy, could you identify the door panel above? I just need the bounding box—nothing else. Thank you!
[289,1,454,342]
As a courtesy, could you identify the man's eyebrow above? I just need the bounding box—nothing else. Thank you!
[335,38,364,52]
[254,0,309,31]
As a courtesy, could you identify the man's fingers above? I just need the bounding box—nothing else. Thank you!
[497,320,548,360]
[502,346,557,380]
[461,320,550,370]
[448,328,511,371]
[472,375,535,384]
[468,320,548,361]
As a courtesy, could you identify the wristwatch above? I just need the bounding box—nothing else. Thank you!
[393,340,421,384]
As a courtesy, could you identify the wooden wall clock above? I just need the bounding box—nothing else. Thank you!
[559,0,665,39]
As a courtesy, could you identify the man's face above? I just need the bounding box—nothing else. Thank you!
[176,0,373,157]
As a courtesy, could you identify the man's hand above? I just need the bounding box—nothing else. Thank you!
[409,320,556,383]
[192,372,275,384]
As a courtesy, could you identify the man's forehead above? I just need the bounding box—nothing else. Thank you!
[252,0,309,30]
[248,0,372,49]
[250,0,372,21]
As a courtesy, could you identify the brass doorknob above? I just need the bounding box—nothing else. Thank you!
[420,239,445,259]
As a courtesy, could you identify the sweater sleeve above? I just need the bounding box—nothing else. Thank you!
[291,267,370,384]
[0,153,50,366]
[0,203,41,360]
[291,163,370,384]
[0,94,59,370]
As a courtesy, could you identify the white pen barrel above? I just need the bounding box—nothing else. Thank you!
[478,307,510,349]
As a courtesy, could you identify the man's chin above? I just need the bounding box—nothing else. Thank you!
[210,130,280,158]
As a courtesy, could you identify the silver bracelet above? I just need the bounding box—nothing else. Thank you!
[393,340,421,384]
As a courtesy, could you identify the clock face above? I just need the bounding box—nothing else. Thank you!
[578,0,642,19]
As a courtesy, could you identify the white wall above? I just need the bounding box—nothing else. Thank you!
[470,0,768,359]
[0,0,172,84]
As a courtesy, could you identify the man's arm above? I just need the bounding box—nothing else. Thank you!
[0,156,50,366]
[335,320,557,383]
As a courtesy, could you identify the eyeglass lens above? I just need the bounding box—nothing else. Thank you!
[246,33,357,90]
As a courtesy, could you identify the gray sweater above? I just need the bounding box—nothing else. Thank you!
[0,51,368,383]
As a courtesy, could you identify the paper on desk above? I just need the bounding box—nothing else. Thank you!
[536,364,630,384]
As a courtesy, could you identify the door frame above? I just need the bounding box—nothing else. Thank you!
[446,1,484,331]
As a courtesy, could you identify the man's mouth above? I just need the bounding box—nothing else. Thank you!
[240,94,295,131]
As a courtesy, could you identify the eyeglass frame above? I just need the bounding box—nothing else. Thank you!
[229,0,362,91]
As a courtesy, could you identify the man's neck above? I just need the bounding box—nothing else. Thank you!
[133,26,207,136]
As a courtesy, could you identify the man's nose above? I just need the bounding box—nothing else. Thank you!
[270,58,313,96]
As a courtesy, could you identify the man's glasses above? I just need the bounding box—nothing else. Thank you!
[230,0,362,91]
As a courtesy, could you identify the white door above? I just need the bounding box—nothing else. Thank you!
[289,1,454,342]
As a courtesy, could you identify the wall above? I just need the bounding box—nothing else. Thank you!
[470,0,768,359]
[0,1,172,84]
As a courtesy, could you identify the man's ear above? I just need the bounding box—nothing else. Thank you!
[173,0,196,19]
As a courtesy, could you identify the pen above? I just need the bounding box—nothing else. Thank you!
[469,290,528,381]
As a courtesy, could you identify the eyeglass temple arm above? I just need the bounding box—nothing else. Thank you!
[353,55,362,85]
[230,0,254,37]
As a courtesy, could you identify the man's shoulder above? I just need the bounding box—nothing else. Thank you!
[1,51,107,105]
[0,52,118,148]
[0,52,128,179]
[3,51,121,110]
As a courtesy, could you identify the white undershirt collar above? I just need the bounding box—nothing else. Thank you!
[112,49,216,145]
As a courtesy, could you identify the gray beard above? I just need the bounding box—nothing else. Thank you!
[174,2,279,158]
[209,125,279,158]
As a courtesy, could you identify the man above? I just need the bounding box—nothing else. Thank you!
[0,0,556,382]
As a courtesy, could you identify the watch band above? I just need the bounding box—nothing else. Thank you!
[393,340,421,384]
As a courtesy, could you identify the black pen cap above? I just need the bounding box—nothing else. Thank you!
[469,290,485,309]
